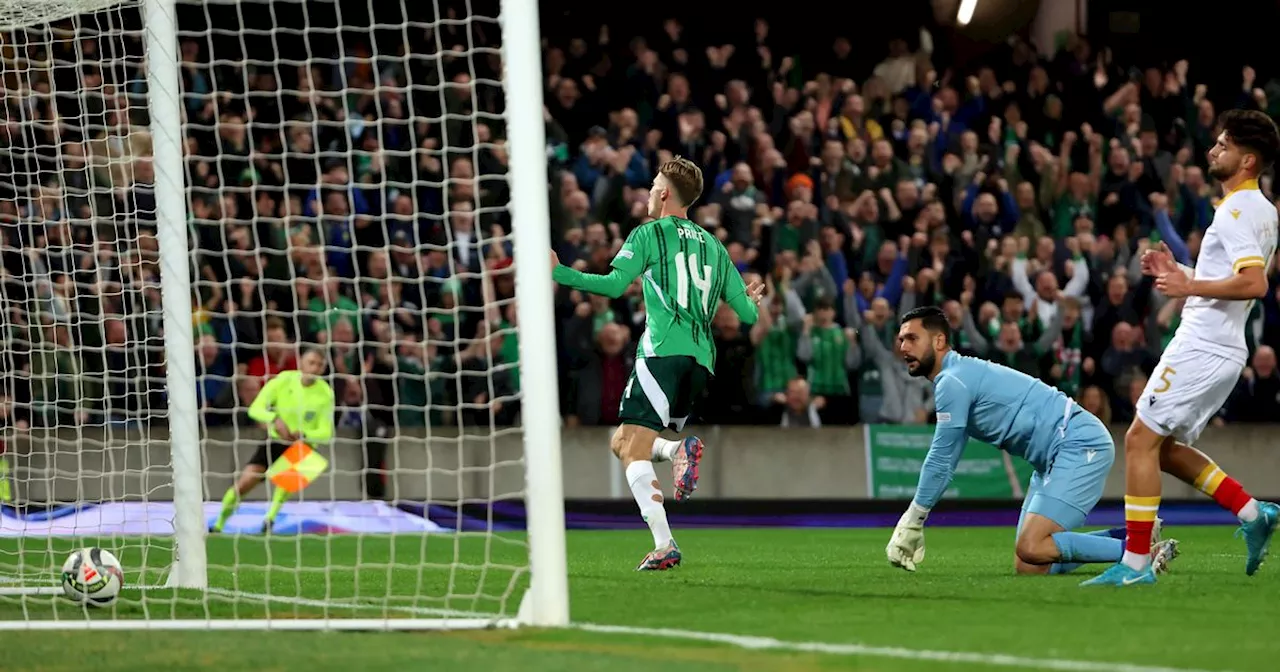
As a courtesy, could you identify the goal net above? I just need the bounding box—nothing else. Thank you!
[0,0,567,629]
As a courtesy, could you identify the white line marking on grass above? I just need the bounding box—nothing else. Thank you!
[192,588,1236,672]
[574,623,1232,672]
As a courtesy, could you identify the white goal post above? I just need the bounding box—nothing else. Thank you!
[0,0,567,629]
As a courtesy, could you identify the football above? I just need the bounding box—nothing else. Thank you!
[61,548,124,607]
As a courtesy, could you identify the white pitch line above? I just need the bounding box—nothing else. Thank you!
[7,584,1236,672]
[573,623,1234,672]
[207,588,1231,672]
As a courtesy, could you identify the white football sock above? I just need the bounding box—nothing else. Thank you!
[1238,498,1260,523]
[626,461,672,549]
[651,437,681,462]
[1121,550,1150,571]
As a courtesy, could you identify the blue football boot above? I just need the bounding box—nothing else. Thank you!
[1080,561,1156,587]
[1238,501,1280,576]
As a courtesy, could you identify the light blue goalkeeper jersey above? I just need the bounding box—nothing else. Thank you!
[915,350,1088,508]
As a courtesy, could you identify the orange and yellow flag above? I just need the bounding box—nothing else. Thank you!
[266,442,330,493]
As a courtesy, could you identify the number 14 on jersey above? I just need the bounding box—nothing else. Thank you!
[675,251,712,313]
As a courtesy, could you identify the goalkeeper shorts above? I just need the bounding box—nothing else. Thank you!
[1017,413,1115,532]
[247,441,294,469]
[619,355,709,433]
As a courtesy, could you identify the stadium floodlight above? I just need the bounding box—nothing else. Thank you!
[0,0,567,630]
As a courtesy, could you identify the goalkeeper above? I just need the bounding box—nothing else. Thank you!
[212,346,334,533]
[551,156,764,570]
[886,307,1179,578]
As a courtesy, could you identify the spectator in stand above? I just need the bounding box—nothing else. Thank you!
[703,303,757,424]
[852,296,902,423]
[751,284,805,408]
[1077,384,1112,425]
[195,332,234,425]
[1048,297,1087,397]
[1223,346,1280,423]
[775,377,823,428]
[797,297,859,424]
[5,8,1280,435]
[564,318,633,427]
[1100,322,1159,423]
[238,317,298,392]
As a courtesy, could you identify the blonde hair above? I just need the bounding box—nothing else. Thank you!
[658,155,704,207]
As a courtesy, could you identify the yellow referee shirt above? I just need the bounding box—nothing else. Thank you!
[246,370,336,443]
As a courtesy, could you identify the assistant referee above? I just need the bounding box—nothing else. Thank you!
[212,345,335,533]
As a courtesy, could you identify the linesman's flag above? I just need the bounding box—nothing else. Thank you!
[266,442,329,493]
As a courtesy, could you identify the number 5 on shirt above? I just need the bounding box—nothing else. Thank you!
[1153,366,1175,394]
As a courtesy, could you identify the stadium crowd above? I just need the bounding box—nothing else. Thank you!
[3,8,1280,436]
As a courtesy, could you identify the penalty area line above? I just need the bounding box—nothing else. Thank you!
[573,623,1232,672]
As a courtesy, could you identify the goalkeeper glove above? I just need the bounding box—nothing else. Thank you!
[886,501,930,572]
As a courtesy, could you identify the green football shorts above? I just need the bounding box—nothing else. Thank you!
[618,355,710,432]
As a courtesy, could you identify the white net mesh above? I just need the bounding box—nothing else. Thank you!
[0,0,124,31]
[0,0,538,627]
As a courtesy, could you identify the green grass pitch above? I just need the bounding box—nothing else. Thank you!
[1,527,1276,671]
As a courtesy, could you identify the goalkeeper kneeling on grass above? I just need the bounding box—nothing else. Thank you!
[213,346,335,533]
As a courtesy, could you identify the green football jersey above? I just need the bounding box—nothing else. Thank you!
[612,216,750,371]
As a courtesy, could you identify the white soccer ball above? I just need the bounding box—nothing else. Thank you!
[61,548,124,607]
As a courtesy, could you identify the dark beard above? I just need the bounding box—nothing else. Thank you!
[908,350,936,377]
[1208,163,1233,181]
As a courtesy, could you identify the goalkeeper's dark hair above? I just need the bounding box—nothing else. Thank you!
[1220,108,1280,172]
[900,305,951,342]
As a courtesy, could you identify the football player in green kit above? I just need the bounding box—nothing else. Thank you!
[552,156,764,570]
